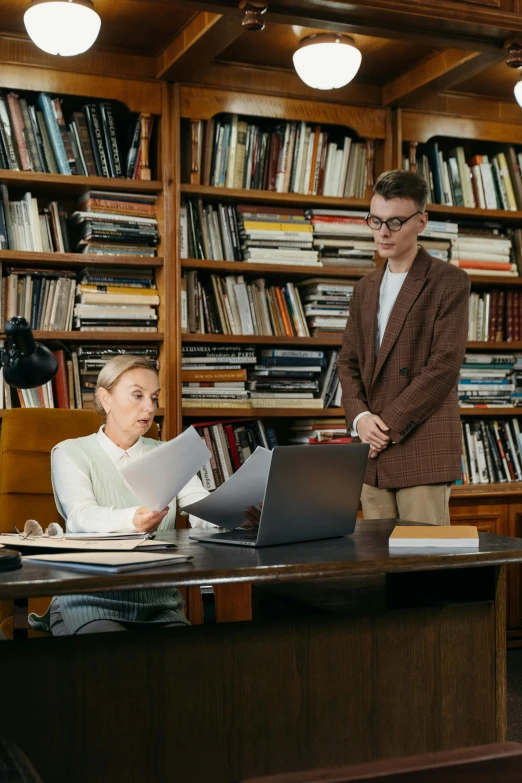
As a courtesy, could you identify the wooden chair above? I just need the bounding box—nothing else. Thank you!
[0,408,158,639]
[240,743,522,782]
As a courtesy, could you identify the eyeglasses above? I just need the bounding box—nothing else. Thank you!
[365,211,422,232]
[13,519,64,539]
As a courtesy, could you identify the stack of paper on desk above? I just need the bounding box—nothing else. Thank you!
[389,525,479,548]
[25,551,192,573]
[0,535,176,552]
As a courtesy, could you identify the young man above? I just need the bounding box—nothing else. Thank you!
[337,170,470,525]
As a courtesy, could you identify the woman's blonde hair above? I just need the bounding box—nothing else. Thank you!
[94,355,158,416]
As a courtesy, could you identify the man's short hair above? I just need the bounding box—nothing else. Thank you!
[373,170,428,211]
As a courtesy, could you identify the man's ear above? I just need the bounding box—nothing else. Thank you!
[417,211,429,234]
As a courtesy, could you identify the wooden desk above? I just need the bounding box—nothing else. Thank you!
[0,519,521,783]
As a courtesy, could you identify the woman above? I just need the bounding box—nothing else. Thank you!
[29,354,216,636]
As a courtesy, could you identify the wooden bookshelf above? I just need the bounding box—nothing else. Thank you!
[0,407,166,418]
[0,170,163,196]
[466,341,522,350]
[0,251,163,269]
[468,276,522,287]
[182,407,344,418]
[181,259,370,278]
[427,203,522,222]
[459,408,521,416]
[16,331,165,343]
[180,184,370,210]
[182,334,342,347]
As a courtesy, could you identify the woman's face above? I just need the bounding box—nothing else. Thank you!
[100,368,160,439]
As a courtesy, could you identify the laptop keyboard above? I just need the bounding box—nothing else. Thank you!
[210,529,258,542]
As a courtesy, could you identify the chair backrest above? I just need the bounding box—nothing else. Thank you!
[0,408,158,533]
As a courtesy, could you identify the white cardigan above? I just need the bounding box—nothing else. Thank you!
[52,426,214,532]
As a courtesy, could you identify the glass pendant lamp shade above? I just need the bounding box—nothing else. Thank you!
[293,34,362,90]
[515,80,522,108]
[24,0,101,56]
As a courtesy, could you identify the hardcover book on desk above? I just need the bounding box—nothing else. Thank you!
[389,525,479,548]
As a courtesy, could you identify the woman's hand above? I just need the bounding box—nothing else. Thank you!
[242,504,262,528]
[132,506,169,533]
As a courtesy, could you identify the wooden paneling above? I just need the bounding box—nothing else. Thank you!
[402,110,522,145]
[180,85,388,137]
[0,62,162,114]
[190,62,383,107]
[450,502,508,535]
[0,593,501,782]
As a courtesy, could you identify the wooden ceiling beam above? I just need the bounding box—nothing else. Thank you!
[383,48,507,107]
[155,11,244,81]
[162,0,511,53]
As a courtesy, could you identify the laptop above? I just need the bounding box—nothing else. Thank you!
[190,443,369,547]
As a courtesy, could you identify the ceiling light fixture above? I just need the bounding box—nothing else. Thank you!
[506,43,522,107]
[293,33,362,91]
[24,0,101,56]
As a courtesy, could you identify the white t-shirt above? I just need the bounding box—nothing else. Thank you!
[352,263,408,435]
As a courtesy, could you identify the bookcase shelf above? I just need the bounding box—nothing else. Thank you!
[0,170,163,196]
[2,331,164,343]
[451,481,522,499]
[459,408,521,416]
[182,334,342,347]
[181,259,370,279]
[468,276,522,287]
[0,251,163,269]
[0,408,166,418]
[466,341,522,350]
[180,184,370,210]
[427,203,522,223]
[182,407,344,419]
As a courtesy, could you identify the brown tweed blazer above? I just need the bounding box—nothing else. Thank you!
[338,247,470,489]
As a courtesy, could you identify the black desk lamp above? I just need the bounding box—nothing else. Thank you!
[0,317,58,572]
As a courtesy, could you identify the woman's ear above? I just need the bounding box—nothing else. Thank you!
[98,387,111,414]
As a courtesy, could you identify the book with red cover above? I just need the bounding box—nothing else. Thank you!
[52,350,69,408]
[224,423,242,471]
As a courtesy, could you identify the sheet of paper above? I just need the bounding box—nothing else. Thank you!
[120,426,211,512]
[0,535,160,552]
[183,446,272,530]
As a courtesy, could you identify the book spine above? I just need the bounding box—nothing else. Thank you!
[7,93,31,170]
[84,104,109,177]
[100,102,123,177]
[52,350,70,408]
[37,94,70,175]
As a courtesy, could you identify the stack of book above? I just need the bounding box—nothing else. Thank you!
[183,271,309,337]
[77,345,159,409]
[194,114,368,196]
[75,191,158,257]
[0,90,151,179]
[289,418,350,444]
[192,418,277,490]
[71,191,159,257]
[419,220,458,263]
[451,230,516,277]
[73,266,159,332]
[513,355,522,407]
[308,208,376,269]
[247,348,327,408]
[237,205,320,267]
[406,143,522,210]
[461,418,522,484]
[459,354,516,408]
[3,345,81,410]
[297,278,354,336]
[0,186,71,252]
[3,267,76,329]
[468,290,521,342]
[180,199,241,261]
[182,345,257,409]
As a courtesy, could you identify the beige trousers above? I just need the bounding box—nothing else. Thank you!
[361,483,452,526]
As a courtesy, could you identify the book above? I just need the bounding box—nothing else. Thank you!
[389,525,479,548]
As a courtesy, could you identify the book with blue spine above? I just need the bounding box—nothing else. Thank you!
[36,93,70,175]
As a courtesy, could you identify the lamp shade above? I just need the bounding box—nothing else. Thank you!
[293,33,362,90]
[2,317,58,389]
[24,0,101,56]
[515,80,522,108]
